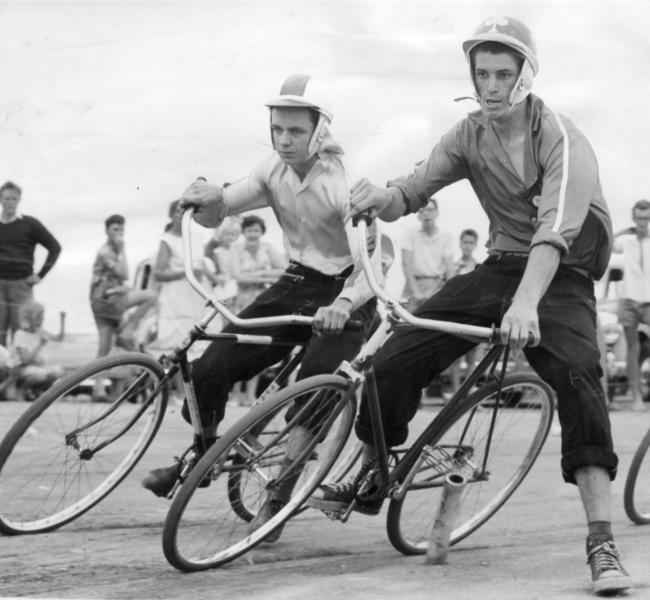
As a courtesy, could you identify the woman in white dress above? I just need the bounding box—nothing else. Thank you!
[149,200,216,360]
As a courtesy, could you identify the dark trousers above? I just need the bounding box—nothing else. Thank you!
[355,256,617,484]
[191,262,376,429]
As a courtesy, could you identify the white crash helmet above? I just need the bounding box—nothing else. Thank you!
[265,74,333,157]
[462,16,538,107]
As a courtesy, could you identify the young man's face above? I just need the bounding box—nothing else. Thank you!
[0,189,21,218]
[473,50,521,121]
[106,223,124,245]
[632,207,650,235]
[270,107,317,169]
[460,234,477,257]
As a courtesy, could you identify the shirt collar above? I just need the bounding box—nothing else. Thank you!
[466,94,543,132]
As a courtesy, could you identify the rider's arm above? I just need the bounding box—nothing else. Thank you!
[501,243,561,347]
[351,124,467,222]
[181,156,275,227]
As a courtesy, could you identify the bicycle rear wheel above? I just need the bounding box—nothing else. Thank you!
[0,353,168,534]
[387,373,554,555]
[163,374,356,571]
[623,425,650,525]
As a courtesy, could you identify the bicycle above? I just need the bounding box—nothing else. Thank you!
[0,210,361,535]
[623,421,650,525]
[161,215,555,571]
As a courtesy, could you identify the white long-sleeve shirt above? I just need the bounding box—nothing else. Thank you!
[223,150,381,310]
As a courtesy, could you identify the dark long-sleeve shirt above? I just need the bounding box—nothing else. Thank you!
[0,215,62,280]
[389,94,612,280]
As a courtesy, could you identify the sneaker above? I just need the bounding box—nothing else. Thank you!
[308,460,383,516]
[141,464,179,498]
[247,497,287,543]
[141,437,217,498]
[586,535,632,595]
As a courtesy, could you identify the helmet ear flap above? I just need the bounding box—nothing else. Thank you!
[307,113,329,157]
[508,59,534,106]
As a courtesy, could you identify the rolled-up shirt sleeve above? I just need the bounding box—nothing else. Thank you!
[387,124,468,215]
[530,118,599,254]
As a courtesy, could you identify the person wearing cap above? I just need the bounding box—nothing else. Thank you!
[309,16,631,595]
[141,74,381,532]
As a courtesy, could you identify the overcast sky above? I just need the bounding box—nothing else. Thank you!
[1,0,648,332]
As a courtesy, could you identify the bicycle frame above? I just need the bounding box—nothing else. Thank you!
[328,217,514,518]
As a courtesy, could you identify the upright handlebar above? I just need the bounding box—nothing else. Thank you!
[354,217,495,342]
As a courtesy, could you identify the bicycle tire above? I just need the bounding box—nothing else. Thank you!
[623,425,650,525]
[226,418,363,524]
[0,352,168,534]
[386,373,554,555]
[162,374,356,571]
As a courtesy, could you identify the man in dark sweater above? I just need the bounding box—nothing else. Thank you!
[0,181,61,346]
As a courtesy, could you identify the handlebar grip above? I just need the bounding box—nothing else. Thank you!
[352,212,373,227]
[343,319,364,332]
[491,327,537,346]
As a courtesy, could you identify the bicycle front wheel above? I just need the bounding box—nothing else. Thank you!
[387,373,554,555]
[623,425,650,524]
[163,374,356,571]
[0,352,168,534]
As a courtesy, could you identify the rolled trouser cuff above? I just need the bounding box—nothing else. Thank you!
[561,444,618,484]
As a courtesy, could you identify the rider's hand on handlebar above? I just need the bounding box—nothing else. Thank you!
[499,299,541,349]
[180,180,227,228]
[312,298,353,336]
[350,178,395,218]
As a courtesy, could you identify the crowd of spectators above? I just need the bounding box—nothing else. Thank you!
[1,177,648,413]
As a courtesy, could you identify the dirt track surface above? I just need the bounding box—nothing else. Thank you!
[1,399,649,600]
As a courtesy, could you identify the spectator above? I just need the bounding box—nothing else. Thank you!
[612,198,650,411]
[454,228,479,275]
[227,214,286,406]
[205,217,240,306]
[228,215,287,312]
[400,196,454,311]
[0,181,61,347]
[6,300,64,400]
[90,214,157,359]
[148,199,216,360]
